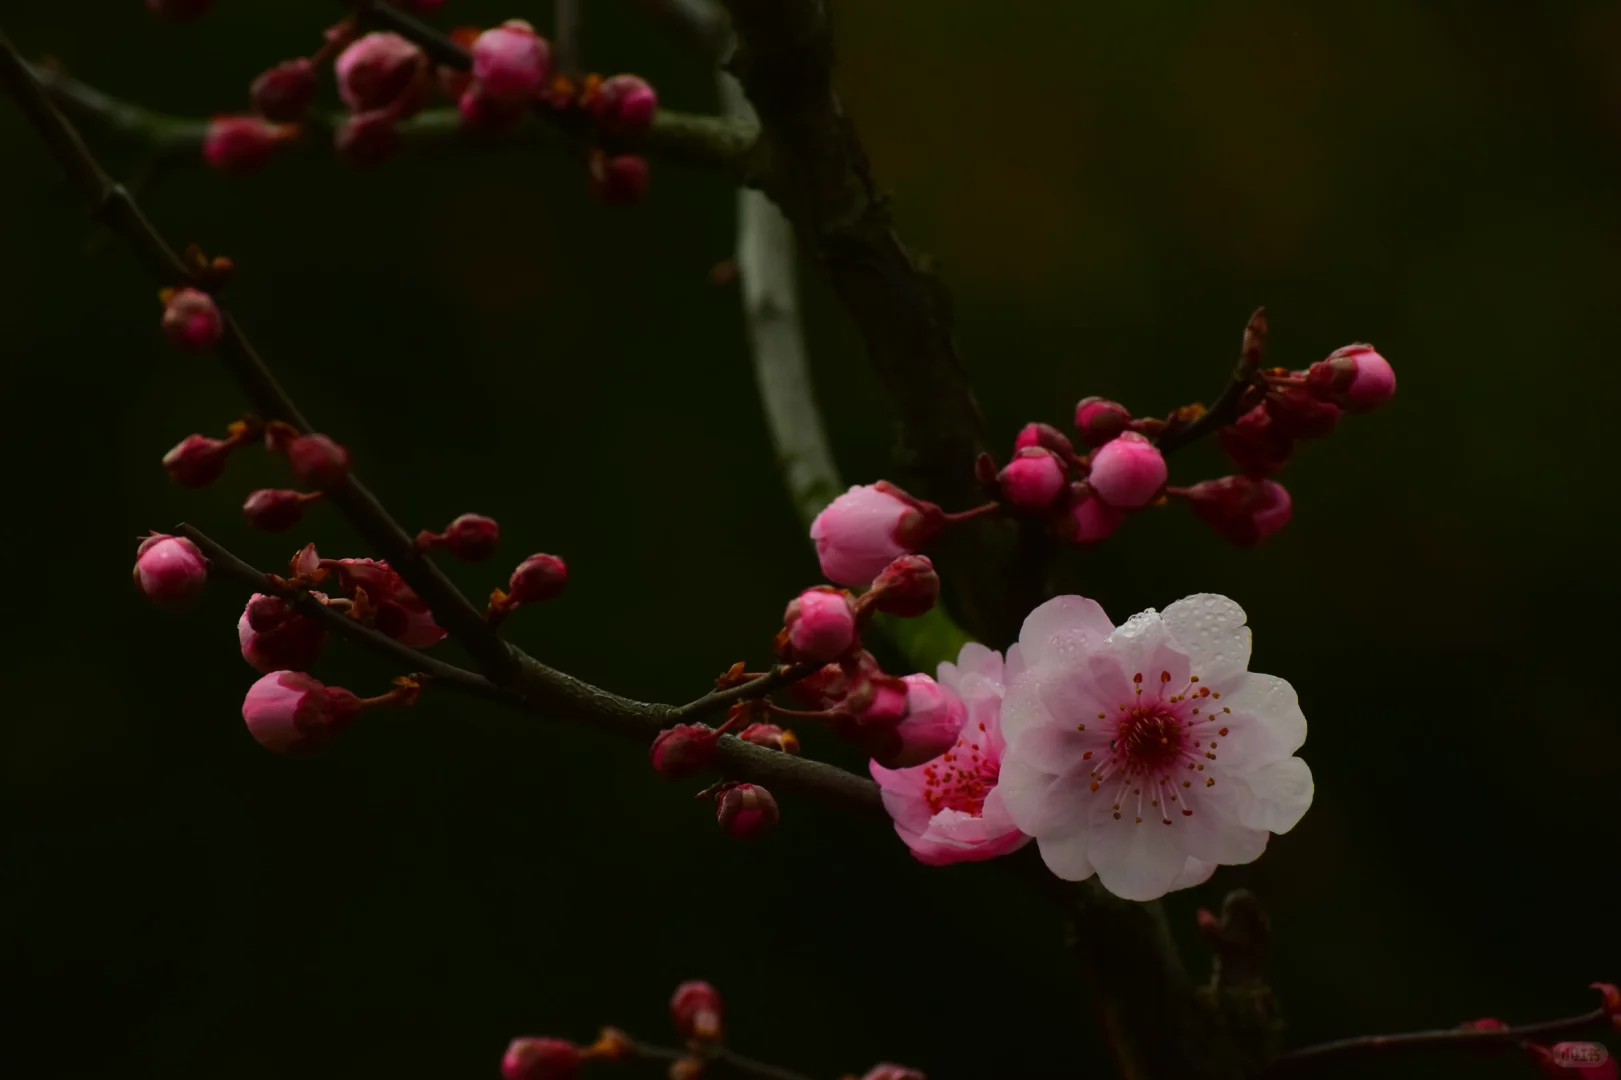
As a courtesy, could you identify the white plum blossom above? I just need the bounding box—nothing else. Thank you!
[997,593,1312,901]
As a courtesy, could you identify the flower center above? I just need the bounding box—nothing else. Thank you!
[921,723,996,817]
[1117,704,1184,773]
[1083,670,1233,826]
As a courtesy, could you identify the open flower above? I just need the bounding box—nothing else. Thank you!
[998,594,1312,900]
[870,643,1031,866]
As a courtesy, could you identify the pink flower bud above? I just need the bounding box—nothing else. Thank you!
[243,488,318,532]
[1069,493,1125,544]
[1013,421,1075,460]
[587,151,650,205]
[671,981,725,1041]
[878,674,967,768]
[867,555,940,617]
[250,59,316,122]
[739,723,799,753]
[327,557,447,648]
[203,116,281,175]
[162,433,233,488]
[1181,475,1293,547]
[1215,404,1292,477]
[335,32,428,115]
[1264,385,1341,440]
[335,110,400,167]
[650,723,718,778]
[861,1066,927,1080]
[500,1038,581,1080]
[1306,344,1396,412]
[132,534,207,609]
[238,593,328,673]
[716,783,779,840]
[458,84,527,132]
[241,670,363,754]
[849,674,909,725]
[997,446,1067,511]
[145,0,211,22]
[472,20,551,104]
[784,587,857,663]
[286,433,351,489]
[509,553,567,604]
[587,74,658,135]
[1087,431,1167,509]
[160,287,223,351]
[418,513,501,561]
[1074,396,1132,447]
[810,483,943,588]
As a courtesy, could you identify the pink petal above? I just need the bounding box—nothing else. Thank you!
[1160,593,1252,688]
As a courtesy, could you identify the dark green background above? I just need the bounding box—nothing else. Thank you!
[3,2,1617,1078]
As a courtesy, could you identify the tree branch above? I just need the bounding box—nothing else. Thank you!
[623,1038,820,1080]
[1157,307,1267,455]
[1271,1006,1610,1071]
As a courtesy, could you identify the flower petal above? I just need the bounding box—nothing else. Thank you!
[1238,757,1314,834]
[1161,593,1252,687]
[1169,856,1218,891]
[1016,595,1114,669]
[1217,672,1307,765]
[996,750,1096,837]
[1036,829,1096,880]
[1086,810,1192,901]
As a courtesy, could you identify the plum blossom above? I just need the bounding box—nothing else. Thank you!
[810,483,943,587]
[998,594,1313,900]
[870,643,1031,866]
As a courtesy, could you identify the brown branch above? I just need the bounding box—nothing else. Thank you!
[625,1039,820,1080]
[1156,307,1268,454]
[1271,1006,1611,1071]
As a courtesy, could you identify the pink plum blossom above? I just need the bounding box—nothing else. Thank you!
[326,558,446,647]
[881,673,969,767]
[810,483,941,587]
[998,447,1067,511]
[784,586,857,662]
[1087,431,1167,509]
[237,593,328,673]
[472,21,551,105]
[870,643,1031,866]
[241,670,364,754]
[1307,344,1396,412]
[998,594,1313,901]
[132,534,207,609]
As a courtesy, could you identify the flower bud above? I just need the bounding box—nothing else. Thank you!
[866,555,940,617]
[500,1037,581,1080]
[586,74,658,135]
[472,20,551,104]
[1263,384,1340,440]
[1181,475,1293,547]
[670,981,725,1041]
[876,674,967,767]
[418,513,501,561]
[458,84,527,133]
[650,723,718,778]
[250,59,317,122]
[587,151,650,205]
[335,110,400,167]
[1305,344,1396,412]
[784,587,857,663]
[238,593,328,673]
[241,670,362,754]
[848,673,909,725]
[509,553,567,604]
[810,483,943,588]
[997,446,1067,511]
[243,488,318,532]
[1069,492,1125,544]
[335,32,428,115]
[1013,421,1075,460]
[739,723,799,754]
[1593,982,1621,1020]
[162,433,233,488]
[1074,396,1131,447]
[132,534,207,609]
[1215,404,1292,477]
[203,116,282,175]
[861,1066,927,1080]
[286,433,351,489]
[160,287,223,351]
[1086,432,1167,509]
[145,0,212,20]
[716,783,779,841]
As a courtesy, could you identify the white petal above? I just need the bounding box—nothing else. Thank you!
[1102,610,1192,691]
[1169,856,1218,891]
[951,642,1005,688]
[1161,593,1252,686]
[1087,810,1192,902]
[1218,672,1308,764]
[997,667,1051,745]
[1037,829,1097,881]
[1239,757,1314,834]
[1017,595,1115,669]
[1003,642,1028,685]
[995,752,1095,837]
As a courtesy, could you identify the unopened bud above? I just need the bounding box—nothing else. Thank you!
[335,32,428,115]
[243,488,319,532]
[1305,344,1396,412]
[586,74,658,135]
[1215,405,1292,477]
[335,110,400,167]
[160,287,223,351]
[418,512,501,561]
[1180,475,1293,547]
[1069,491,1126,545]
[250,59,317,122]
[203,116,283,175]
[670,981,725,1042]
[239,593,327,673]
[1013,421,1076,460]
[500,1037,581,1080]
[1074,396,1131,447]
[739,723,798,754]
[587,150,650,205]
[783,587,857,663]
[286,433,351,489]
[866,555,940,617]
[458,84,527,132]
[997,446,1068,511]
[472,20,551,104]
[509,553,567,604]
[650,723,718,778]
[133,533,207,609]
[1264,384,1341,440]
[162,433,233,487]
[715,783,779,841]
[1086,431,1167,510]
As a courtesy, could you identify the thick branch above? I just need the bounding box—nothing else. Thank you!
[1272,1007,1610,1070]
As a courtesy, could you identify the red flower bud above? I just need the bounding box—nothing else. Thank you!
[783,587,857,663]
[335,32,428,116]
[1013,421,1076,461]
[160,288,223,351]
[650,723,718,778]
[203,116,282,175]
[1215,404,1293,477]
[1305,344,1396,412]
[1179,475,1292,547]
[161,433,233,488]
[715,783,778,841]
[417,513,502,561]
[1074,396,1131,447]
[670,981,725,1042]
[250,59,317,122]
[335,110,400,167]
[997,446,1067,511]
[458,85,527,133]
[500,1037,580,1080]
[286,433,351,489]
[243,488,320,532]
[508,553,567,604]
[133,534,207,609]
[587,150,649,205]
[866,555,940,617]
[1264,384,1341,440]
[586,74,658,136]
[739,723,799,754]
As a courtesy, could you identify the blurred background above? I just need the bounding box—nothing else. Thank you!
[3,1,1619,1078]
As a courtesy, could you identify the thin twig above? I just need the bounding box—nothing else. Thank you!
[1157,307,1267,454]
[1271,1006,1610,1070]
[627,1039,820,1080]
[554,0,581,79]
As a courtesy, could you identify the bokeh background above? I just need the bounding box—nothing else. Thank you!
[3,2,1619,1078]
